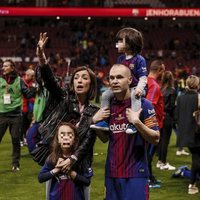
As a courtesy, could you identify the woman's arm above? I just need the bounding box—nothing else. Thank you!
[36,32,64,102]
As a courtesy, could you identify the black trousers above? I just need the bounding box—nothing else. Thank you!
[21,112,32,141]
[158,114,173,163]
[0,116,22,167]
[188,147,200,184]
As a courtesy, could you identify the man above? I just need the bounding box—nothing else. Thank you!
[93,64,160,200]
[21,69,35,146]
[0,59,35,171]
[146,60,165,187]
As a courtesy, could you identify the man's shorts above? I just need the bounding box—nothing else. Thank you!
[105,177,149,200]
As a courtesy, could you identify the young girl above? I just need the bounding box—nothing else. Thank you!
[38,122,93,200]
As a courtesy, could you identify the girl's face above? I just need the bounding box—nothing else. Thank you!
[58,125,75,149]
[116,38,126,53]
[73,70,91,96]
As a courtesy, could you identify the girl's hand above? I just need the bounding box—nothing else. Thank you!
[56,158,72,173]
[69,170,77,180]
[52,158,64,174]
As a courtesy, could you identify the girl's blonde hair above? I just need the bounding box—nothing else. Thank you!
[186,75,200,90]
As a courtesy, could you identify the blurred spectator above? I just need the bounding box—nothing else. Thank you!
[175,75,200,194]
[20,69,35,146]
[157,71,176,170]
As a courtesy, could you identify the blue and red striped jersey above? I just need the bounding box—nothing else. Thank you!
[105,97,159,178]
[38,161,93,200]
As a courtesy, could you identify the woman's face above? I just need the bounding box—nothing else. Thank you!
[73,70,91,96]
[58,125,75,149]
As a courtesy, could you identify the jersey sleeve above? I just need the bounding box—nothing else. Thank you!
[141,99,159,131]
[136,56,148,78]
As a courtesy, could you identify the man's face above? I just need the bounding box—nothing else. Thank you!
[109,64,132,95]
[25,71,35,82]
[58,125,75,149]
[2,61,14,75]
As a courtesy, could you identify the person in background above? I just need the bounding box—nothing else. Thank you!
[0,59,36,171]
[174,73,190,156]
[175,75,200,194]
[156,71,176,170]
[38,122,92,200]
[20,68,35,146]
[146,60,165,188]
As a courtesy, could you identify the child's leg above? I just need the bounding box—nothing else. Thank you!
[126,88,142,134]
[90,89,114,131]
[101,88,114,108]
[131,88,142,112]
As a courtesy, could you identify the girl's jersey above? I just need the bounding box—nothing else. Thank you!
[39,161,93,200]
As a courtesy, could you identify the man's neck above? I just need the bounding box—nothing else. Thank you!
[115,90,131,101]
[148,72,157,80]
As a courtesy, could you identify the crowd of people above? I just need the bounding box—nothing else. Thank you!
[0,26,199,200]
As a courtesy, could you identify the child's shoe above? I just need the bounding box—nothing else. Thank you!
[90,121,109,131]
[126,124,137,134]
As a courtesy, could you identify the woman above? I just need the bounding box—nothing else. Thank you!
[157,71,176,170]
[36,32,100,199]
[176,75,200,194]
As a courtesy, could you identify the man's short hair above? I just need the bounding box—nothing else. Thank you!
[149,60,164,72]
[25,69,35,76]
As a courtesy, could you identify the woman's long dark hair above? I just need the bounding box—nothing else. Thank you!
[161,71,174,91]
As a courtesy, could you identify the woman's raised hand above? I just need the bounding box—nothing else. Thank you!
[36,32,48,65]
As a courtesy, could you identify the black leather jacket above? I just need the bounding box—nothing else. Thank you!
[39,64,99,169]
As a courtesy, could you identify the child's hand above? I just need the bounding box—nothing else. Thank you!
[56,158,72,173]
[92,108,110,124]
[126,108,142,125]
[53,158,64,174]
[68,170,77,180]
[135,88,142,98]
